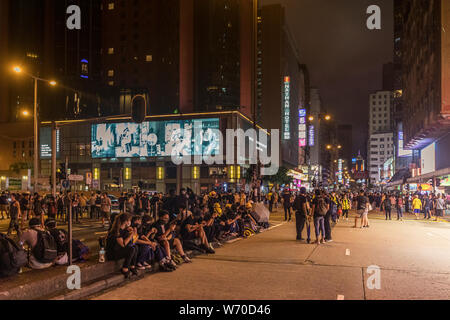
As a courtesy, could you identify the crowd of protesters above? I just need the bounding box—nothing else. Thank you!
[0,187,448,279]
[0,188,266,278]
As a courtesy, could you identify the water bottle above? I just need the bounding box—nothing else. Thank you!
[99,247,105,263]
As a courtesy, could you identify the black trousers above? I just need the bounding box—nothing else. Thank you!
[269,201,273,212]
[112,246,138,269]
[324,212,332,240]
[284,205,291,220]
[204,225,216,242]
[295,213,306,239]
[7,218,21,236]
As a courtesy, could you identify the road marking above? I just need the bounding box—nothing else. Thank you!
[345,249,350,256]
[427,233,434,237]
[337,295,345,300]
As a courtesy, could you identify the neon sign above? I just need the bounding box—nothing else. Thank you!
[298,109,306,147]
[283,77,291,140]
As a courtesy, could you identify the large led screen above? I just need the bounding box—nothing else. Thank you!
[91,118,220,158]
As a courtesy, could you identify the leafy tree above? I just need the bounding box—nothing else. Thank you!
[263,166,293,186]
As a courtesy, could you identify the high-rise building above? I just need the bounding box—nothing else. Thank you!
[368,91,394,135]
[368,132,394,182]
[397,0,450,190]
[368,90,394,185]
[100,0,180,117]
[259,4,309,168]
[382,62,394,91]
[401,0,450,150]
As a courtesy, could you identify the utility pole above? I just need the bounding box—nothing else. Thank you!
[33,78,39,193]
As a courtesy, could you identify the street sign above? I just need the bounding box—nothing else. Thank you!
[92,180,99,189]
[62,180,70,189]
[68,174,84,182]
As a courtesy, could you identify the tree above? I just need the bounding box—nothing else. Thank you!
[263,166,293,187]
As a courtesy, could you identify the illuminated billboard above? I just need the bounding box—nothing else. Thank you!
[91,118,220,158]
[421,142,436,175]
[298,109,306,147]
[40,127,60,159]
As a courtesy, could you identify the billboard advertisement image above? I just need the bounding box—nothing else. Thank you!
[91,118,220,159]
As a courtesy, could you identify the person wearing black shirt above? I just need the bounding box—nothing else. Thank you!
[293,187,310,242]
[154,211,191,265]
[7,194,21,237]
[354,190,369,228]
[282,190,292,221]
[311,190,328,244]
[180,209,215,254]
[106,213,138,278]
[0,192,9,220]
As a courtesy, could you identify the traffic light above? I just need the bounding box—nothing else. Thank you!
[131,95,146,123]
[58,163,66,180]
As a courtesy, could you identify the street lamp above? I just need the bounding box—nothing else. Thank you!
[13,65,57,193]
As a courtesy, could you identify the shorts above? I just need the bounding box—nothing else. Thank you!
[435,209,443,217]
[414,209,421,214]
[357,209,368,218]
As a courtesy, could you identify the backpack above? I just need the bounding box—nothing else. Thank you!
[72,240,90,262]
[315,197,328,216]
[0,233,27,277]
[49,229,69,254]
[33,230,58,263]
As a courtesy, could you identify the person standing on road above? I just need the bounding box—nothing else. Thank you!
[311,190,328,244]
[101,192,112,228]
[323,191,334,242]
[395,195,404,221]
[7,194,21,237]
[341,194,350,221]
[293,187,310,242]
[382,194,392,220]
[435,194,445,221]
[282,189,292,221]
[423,194,432,220]
[412,195,422,220]
[0,191,9,220]
[354,190,369,228]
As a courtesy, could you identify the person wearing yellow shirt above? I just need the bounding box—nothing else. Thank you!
[412,195,422,220]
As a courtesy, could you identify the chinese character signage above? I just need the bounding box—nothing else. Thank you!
[298,108,306,147]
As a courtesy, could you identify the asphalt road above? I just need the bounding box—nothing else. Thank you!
[93,210,450,300]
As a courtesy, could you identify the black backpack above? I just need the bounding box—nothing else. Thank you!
[49,229,69,254]
[0,233,27,277]
[315,197,328,216]
[33,230,58,263]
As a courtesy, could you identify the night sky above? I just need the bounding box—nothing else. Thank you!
[261,0,394,157]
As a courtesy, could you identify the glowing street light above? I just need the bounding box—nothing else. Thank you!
[13,66,22,73]
[324,115,331,121]
[12,65,58,192]
[22,110,30,117]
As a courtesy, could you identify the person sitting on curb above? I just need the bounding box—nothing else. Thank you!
[19,218,55,270]
[106,213,139,279]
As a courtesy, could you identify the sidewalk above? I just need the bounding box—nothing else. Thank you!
[0,218,276,300]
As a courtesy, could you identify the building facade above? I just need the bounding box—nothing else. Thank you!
[259,4,308,169]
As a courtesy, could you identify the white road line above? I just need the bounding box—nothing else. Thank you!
[427,233,434,237]
[345,249,350,256]
[337,295,345,300]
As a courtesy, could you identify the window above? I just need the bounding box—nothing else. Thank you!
[371,138,378,141]
[108,70,114,77]
[145,55,152,62]
[108,81,114,86]
[108,3,114,10]
[380,151,385,155]
[108,48,114,54]
[380,144,384,148]
[380,138,385,142]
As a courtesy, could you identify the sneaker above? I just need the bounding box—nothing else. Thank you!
[325,239,333,243]
[143,262,152,270]
[136,263,145,270]
[306,239,311,244]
